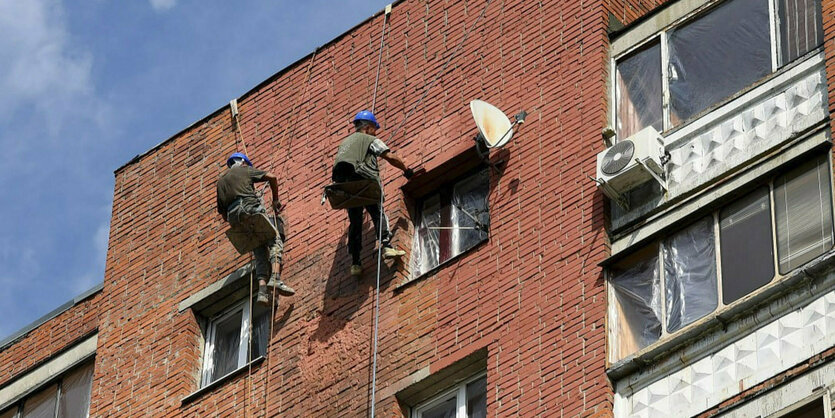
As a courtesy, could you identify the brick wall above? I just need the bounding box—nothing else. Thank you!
[3,0,671,417]
[0,291,101,388]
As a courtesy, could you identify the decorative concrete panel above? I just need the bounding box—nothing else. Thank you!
[614,291,835,418]
[665,64,826,197]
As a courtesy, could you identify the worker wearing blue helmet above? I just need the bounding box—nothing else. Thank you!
[333,110,415,276]
[217,152,295,305]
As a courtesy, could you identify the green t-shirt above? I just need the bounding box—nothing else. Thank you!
[333,132,389,181]
[216,165,267,216]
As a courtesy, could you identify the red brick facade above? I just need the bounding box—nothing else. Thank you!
[1,0,675,417]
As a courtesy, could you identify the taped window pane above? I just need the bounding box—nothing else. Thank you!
[668,0,771,125]
[720,187,774,304]
[609,246,661,361]
[57,362,94,418]
[775,156,833,273]
[451,170,490,259]
[778,0,823,65]
[616,40,663,138]
[21,384,57,418]
[663,217,718,333]
[411,195,442,277]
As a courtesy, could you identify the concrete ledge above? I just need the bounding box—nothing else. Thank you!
[178,263,252,313]
[0,334,97,410]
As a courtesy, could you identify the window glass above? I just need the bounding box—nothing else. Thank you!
[0,408,17,418]
[781,398,825,418]
[777,0,823,65]
[57,362,94,418]
[720,187,774,304]
[609,247,661,361]
[451,170,490,259]
[465,377,487,418]
[668,0,771,125]
[616,40,663,138]
[663,217,718,333]
[210,310,243,383]
[421,397,457,418]
[21,384,57,418]
[774,155,834,273]
[411,169,490,278]
[411,195,442,277]
[250,303,271,360]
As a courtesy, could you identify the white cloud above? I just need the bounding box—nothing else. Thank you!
[149,0,177,12]
[0,1,94,121]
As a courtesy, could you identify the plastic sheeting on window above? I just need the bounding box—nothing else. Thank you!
[668,0,771,125]
[21,384,57,418]
[663,217,718,333]
[778,0,824,65]
[411,195,442,278]
[421,396,457,418]
[774,155,834,273]
[609,251,661,361]
[250,305,271,360]
[58,362,94,418]
[466,377,487,418]
[616,40,663,138]
[451,170,490,259]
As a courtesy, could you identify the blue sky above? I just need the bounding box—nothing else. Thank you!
[0,0,389,340]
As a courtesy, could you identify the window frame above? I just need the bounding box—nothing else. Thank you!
[0,360,95,418]
[410,372,487,418]
[409,167,491,280]
[610,0,823,140]
[607,153,834,362]
[199,298,266,388]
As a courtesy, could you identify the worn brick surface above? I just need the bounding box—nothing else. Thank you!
[1,0,673,417]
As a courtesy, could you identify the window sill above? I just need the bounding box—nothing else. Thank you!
[396,238,488,290]
[181,356,265,405]
[606,249,835,383]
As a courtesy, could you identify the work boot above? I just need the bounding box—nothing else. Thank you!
[255,284,270,307]
[266,274,295,296]
[383,246,406,259]
[351,264,363,277]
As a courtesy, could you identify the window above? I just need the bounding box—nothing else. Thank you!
[201,299,269,387]
[616,41,663,138]
[411,374,487,418]
[410,169,490,278]
[780,398,826,417]
[720,187,775,304]
[0,361,94,418]
[614,0,824,134]
[609,155,833,361]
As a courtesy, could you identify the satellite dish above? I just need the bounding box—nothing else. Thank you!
[470,100,514,149]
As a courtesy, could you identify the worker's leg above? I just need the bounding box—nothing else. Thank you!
[266,215,295,296]
[347,206,364,266]
[252,244,271,306]
[367,204,406,259]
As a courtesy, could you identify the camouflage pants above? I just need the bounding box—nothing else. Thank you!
[228,198,285,280]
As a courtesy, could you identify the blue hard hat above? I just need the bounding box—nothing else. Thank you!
[353,110,380,129]
[226,152,252,167]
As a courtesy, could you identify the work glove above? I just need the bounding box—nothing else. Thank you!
[403,168,415,179]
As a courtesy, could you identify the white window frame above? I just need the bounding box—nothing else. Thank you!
[200,299,259,387]
[610,0,822,141]
[411,373,487,418]
[608,153,835,362]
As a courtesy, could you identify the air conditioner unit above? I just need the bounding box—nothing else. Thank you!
[595,126,666,207]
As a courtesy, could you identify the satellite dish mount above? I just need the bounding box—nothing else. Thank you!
[469,100,526,166]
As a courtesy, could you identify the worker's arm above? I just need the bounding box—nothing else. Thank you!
[263,172,283,211]
[380,151,413,177]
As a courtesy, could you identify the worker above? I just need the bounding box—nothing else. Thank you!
[332,110,415,276]
[217,152,295,305]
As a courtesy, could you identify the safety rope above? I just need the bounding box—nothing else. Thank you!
[246,256,254,418]
[368,2,491,416]
[368,7,390,417]
[383,0,492,148]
